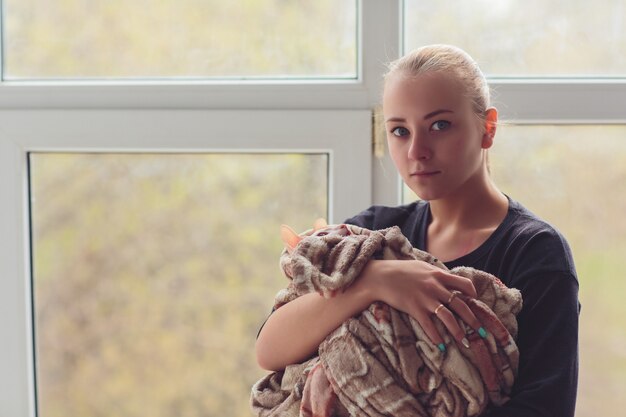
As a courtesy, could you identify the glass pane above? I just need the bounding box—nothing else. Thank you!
[404,0,626,76]
[492,126,625,417]
[402,125,626,416]
[6,0,357,80]
[29,153,328,417]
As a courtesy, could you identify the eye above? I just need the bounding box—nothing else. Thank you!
[316,231,328,236]
[431,120,451,131]
[391,126,410,137]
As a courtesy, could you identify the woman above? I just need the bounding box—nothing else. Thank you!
[255,44,579,417]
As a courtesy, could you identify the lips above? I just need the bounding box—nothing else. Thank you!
[411,170,441,177]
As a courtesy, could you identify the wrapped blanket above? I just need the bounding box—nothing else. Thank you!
[251,223,522,417]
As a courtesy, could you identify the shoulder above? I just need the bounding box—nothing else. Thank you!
[343,200,427,230]
[500,197,578,286]
[493,199,581,341]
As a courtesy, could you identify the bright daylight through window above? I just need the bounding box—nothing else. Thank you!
[4,0,357,79]
[0,1,623,417]
[29,153,328,417]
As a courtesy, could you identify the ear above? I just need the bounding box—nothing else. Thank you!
[313,218,328,231]
[280,225,302,254]
[481,107,498,149]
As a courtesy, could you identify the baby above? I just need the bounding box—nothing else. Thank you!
[252,220,522,417]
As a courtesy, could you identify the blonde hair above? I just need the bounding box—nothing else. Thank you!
[384,44,490,122]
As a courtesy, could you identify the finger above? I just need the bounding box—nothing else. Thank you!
[447,296,482,334]
[435,271,477,298]
[434,304,470,348]
[414,311,446,353]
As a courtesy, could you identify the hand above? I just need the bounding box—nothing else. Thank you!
[362,259,484,351]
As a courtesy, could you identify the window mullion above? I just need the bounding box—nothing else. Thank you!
[0,139,36,417]
[492,80,626,124]
[361,0,403,206]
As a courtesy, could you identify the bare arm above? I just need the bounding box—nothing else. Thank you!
[255,262,376,371]
[255,259,481,372]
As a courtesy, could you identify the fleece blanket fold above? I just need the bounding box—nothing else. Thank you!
[251,225,522,417]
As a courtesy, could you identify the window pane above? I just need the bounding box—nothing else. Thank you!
[403,125,626,416]
[491,126,625,417]
[29,153,328,417]
[6,0,357,80]
[404,0,626,76]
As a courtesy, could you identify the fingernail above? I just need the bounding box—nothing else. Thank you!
[437,343,446,353]
[478,327,488,339]
[461,337,470,348]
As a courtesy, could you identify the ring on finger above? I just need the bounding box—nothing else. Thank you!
[434,304,445,315]
[447,290,462,304]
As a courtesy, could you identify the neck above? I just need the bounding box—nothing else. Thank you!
[428,170,508,232]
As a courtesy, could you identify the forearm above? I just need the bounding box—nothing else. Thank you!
[255,260,384,372]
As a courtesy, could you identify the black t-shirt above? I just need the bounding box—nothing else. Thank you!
[344,196,580,417]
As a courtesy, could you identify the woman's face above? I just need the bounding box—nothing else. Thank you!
[383,71,493,201]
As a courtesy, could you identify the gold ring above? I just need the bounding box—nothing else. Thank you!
[447,290,461,304]
[434,304,445,315]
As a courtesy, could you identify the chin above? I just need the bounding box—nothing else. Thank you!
[416,194,439,202]
[410,185,454,202]
[404,176,446,202]
[409,188,440,202]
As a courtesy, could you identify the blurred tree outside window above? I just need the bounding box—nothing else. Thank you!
[405,0,626,76]
[29,153,328,417]
[4,0,357,79]
[403,125,626,417]
[4,2,623,417]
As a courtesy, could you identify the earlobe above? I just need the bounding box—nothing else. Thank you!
[481,107,498,149]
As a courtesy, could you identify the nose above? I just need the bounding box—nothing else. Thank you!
[407,131,432,161]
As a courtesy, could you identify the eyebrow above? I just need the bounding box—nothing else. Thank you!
[385,109,454,123]
[424,109,454,120]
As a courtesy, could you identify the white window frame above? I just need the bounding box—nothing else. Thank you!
[2,0,626,415]
[0,1,402,416]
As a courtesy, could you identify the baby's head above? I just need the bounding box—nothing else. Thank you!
[280,219,353,255]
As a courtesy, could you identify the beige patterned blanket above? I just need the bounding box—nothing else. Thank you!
[251,223,522,417]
